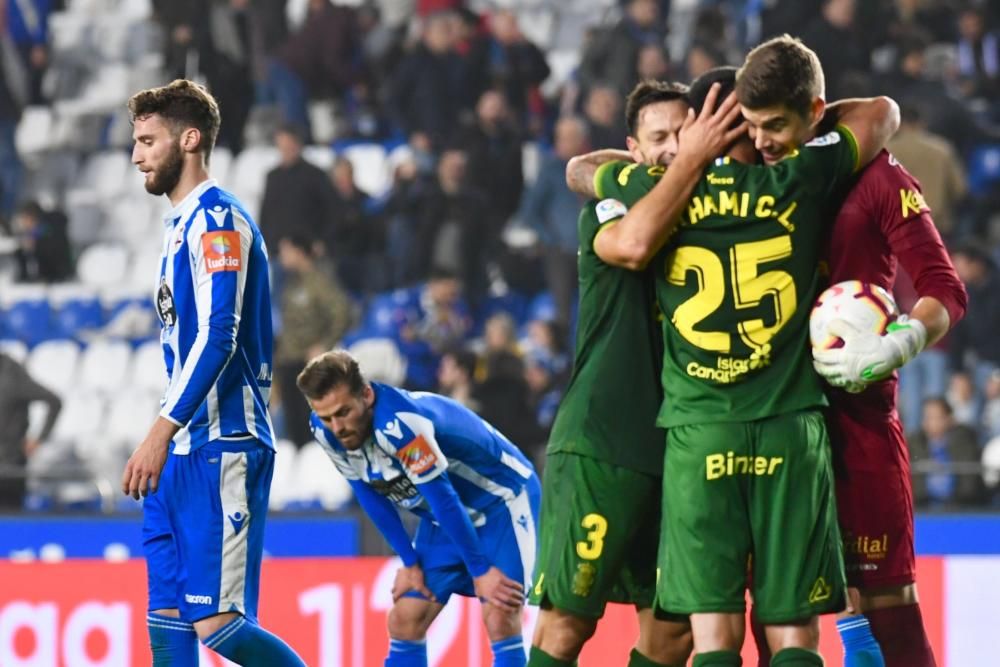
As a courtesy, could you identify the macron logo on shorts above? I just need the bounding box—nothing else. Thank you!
[185,593,213,605]
[228,511,247,535]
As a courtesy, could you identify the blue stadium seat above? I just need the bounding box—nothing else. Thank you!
[967,144,1000,196]
[53,295,104,341]
[3,298,54,347]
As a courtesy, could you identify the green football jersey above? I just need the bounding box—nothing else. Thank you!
[546,201,666,473]
[594,126,860,427]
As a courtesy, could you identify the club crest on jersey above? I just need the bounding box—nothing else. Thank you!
[396,435,437,474]
[156,277,176,327]
[202,231,241,273]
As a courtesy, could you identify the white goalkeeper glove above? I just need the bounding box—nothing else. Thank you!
[812,315,927,390]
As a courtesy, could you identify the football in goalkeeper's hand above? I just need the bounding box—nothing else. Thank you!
[809,280,899,351]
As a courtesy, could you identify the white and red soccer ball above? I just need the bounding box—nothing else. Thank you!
[809,280,899,350]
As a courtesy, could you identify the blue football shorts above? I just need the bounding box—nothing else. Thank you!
[406,475,541,604]
[143,439,273,623]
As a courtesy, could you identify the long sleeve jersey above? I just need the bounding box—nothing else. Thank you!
[154,179,275,454]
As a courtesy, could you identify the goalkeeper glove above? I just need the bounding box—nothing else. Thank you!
[812,315,927,389]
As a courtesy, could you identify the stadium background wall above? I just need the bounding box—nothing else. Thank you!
[0,515,998,666]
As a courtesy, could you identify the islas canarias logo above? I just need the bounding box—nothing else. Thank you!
[201,231,241,273]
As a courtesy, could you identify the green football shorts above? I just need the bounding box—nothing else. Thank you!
[656,409,847,623]
[530,451,660,618]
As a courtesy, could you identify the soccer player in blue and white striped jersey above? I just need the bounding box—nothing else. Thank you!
[298,349,541,667]
[121,79,305,667]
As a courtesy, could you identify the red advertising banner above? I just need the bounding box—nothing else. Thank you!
[0,557,945,666]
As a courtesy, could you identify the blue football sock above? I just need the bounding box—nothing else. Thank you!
[492,635,527,666]
[147,613,198,667]
[385,638,428,666]
[837,615,886,667]
[202,615,306,666]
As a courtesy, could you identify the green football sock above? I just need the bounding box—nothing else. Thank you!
[771,647,824,666]
[692,650,742,666]
[627,647,684,667]
[526,646,575,667]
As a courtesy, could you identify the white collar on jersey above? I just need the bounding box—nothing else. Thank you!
[162,178,219,227]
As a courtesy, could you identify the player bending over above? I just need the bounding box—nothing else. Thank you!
[298,349,540,667]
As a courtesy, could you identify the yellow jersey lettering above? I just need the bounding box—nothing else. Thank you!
[688,196,706,224]
[705,452,784,480]
[900,188,928,217]
[702,194,718,217]
[617,162,640,186]
[719,190,739,215]
[776,201,797,232]
[740,192,750,217]
[755,195,775,218]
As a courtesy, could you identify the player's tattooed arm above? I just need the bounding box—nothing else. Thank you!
[566,149,633,198]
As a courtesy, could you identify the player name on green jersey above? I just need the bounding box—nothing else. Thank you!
[594,126,860,427]
[545,201,665,473]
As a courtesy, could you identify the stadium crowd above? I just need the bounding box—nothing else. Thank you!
[0,0,999,512]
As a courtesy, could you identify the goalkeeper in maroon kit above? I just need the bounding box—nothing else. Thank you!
[736,36,968,667]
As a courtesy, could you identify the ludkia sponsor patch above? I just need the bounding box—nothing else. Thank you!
[202,231,241,273]
[396,436,437,475]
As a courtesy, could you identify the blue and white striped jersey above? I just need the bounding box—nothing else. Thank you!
[155,179,274,454]
[310,383,536,525]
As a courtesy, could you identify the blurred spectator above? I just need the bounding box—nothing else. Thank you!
[382,153,427,288]
[473,346,540,462]
[409,269,471,353]
[882,34,990,155]
[759,0,823,44]
[524,353,562,437]
[258,124,335,253]
[799,0,869,100]
[456,89,524,228]
[955,6,999,103]
[983,370,1000,441]
[947,371,978,427]
[0,352,61,509]
[516,115,588,329]
[153,0,212,80]
[583,84,626,151]
[6,0,51,104]
[896,267,950,434]
[268,0,360,138]
[949,241,1000,411]
[274,235,354,448]
[528,318,569,372]
[326,156,383,295]
[0,21,26,223]
[414,148,490,301]
[910,397,986,510]
[480,311,519,361]
[387,11,467,151]
[886,104,967,238]
[436,345,479,410]
[636,44,671,83]
[13,200,73,283]
[205,0,258,152]
[578,0,665,98]
[684,39,727,82]
[886,0,956,44]
[466,9,549,124]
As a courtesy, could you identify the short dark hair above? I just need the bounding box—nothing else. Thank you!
[296,349,367,401]
[736,35,824,118]
[624,80,689,137]
[687,66,740,123]
[128,79,221,159]
[442,346,477,378]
